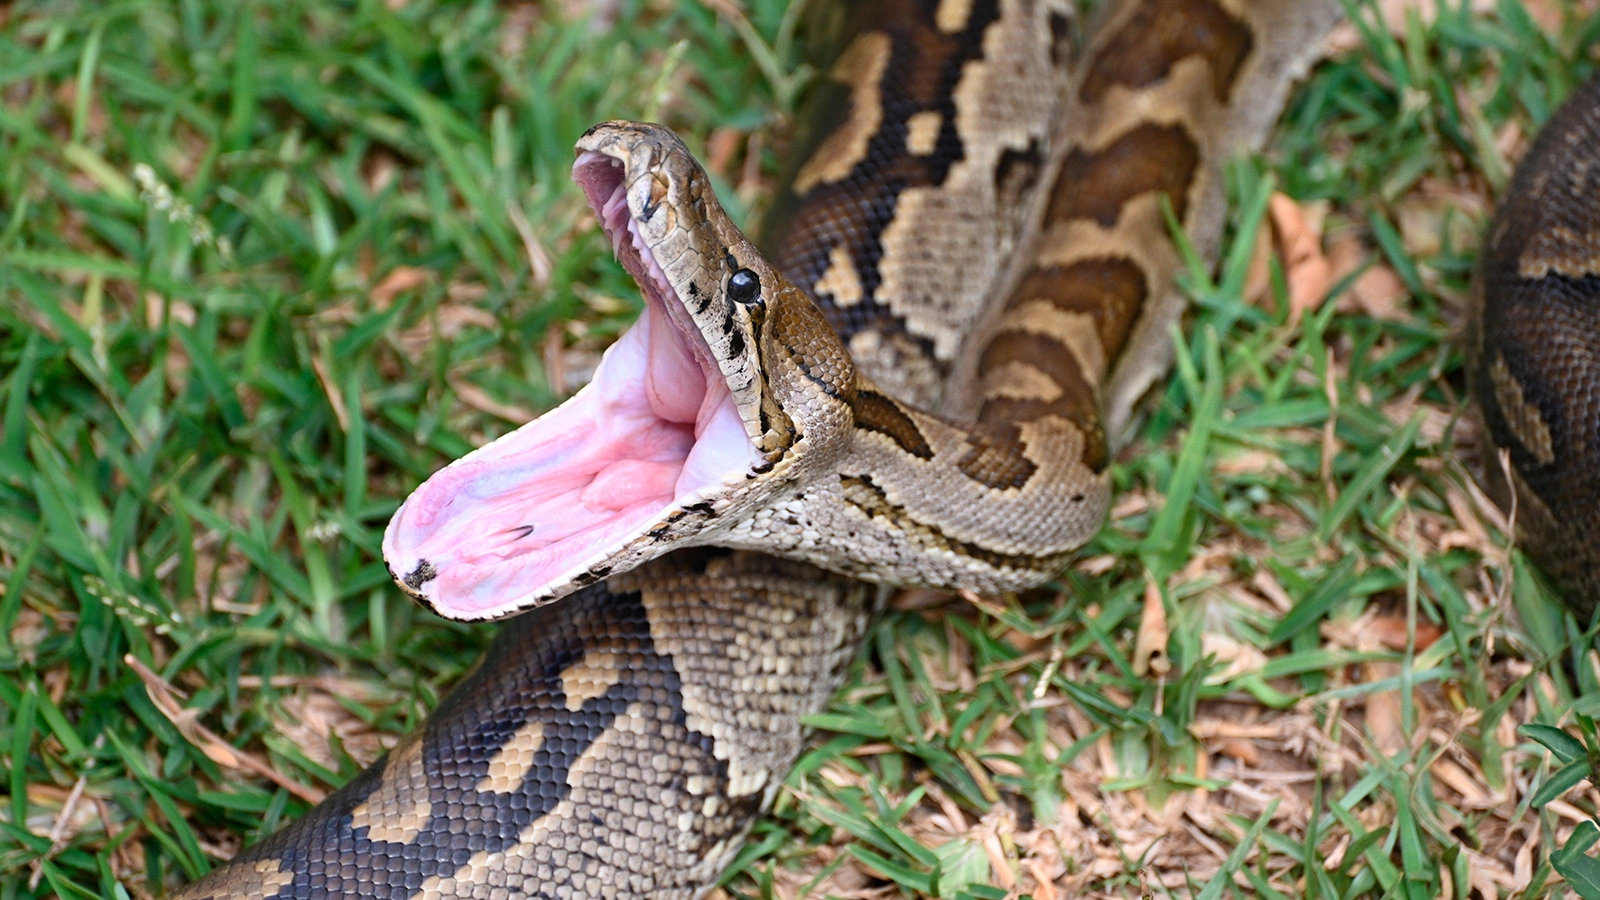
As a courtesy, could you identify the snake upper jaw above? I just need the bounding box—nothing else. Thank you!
[381,122,856,622]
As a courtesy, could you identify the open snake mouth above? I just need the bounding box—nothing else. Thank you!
[381,150,761,621]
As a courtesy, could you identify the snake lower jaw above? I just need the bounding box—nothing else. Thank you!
[380,198,774,620]
[380,316,769,619]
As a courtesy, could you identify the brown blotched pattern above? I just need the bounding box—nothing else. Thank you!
[963,0,1344,464]
[172,552,873,900]
[763,0,1075,409]
[1048,124,1200,229]
[1468,70,1600,617]
[853,389,935,459]
[1076,0,1253,104]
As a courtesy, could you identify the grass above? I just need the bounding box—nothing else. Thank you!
[1,0,1598,898]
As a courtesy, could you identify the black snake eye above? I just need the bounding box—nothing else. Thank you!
[728,268,762,306]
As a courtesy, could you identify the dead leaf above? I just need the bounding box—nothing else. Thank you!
[311,354,349,433]
[1134,572,1170,677]
[1327,233,1408,320]
[1199,632,1268,683]
[450,378,538,424]
[1360,660,1406,756]
[1366,614,1444,652]
[370,265,431,309]
[1215,738,1259,766]
[125,655,325,803]
[507,203,554,288]
[1268,192,1332,322]
[706,127,743,179]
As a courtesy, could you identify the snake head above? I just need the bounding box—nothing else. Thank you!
[382,121,855,621]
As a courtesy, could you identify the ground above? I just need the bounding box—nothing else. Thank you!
[0,0,1598,898]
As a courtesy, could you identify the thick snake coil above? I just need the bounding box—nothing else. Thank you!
[1467,71,1600,620]
[170,0,1340,897]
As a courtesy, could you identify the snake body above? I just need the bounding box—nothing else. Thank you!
[171,0,1340,897]
[171,552,874,898]
[1467,70,1600,618]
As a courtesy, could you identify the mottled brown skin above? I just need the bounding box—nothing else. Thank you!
[169,0,1343,896]
[707,0,1339,600]
[763,0,1074,410]
[565,120,1110,600]
[171,552,872,899]
[1468,71,1600,619]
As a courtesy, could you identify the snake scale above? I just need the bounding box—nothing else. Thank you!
[170,0,1346,897]
[1467,69,1600,620]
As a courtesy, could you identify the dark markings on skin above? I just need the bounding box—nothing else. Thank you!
[952,420,1040,490]
[796,365,844,395]
[977,329,1094,413]
[402,560,437,590]
[756,402,798,457]
[853,390,934,459]
[795,359,844,398]
[839,474,1062,572]
[1048,123,1199,228]
[1470,70,1600,611]
[190,586,672,900]
[505,525,536,540]
[975,328,1107,472]
[761,0,1003,358]
[728,328,746,358]
[1006,256,1149,358]
[721,306,738,336]
[1078,0,1253,105]
[994,139,1045,218]
[645,172,673,224]
[690,280,715,314]
[724,249,739,271]
[1048,8,1075,68]
[648,526,671,540]
[685,502,715,516]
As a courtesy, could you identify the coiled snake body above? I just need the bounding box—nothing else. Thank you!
[172,1,1342,897]
[1468,70,1600,619]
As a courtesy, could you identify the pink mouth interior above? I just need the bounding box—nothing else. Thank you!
[381,153,758,620]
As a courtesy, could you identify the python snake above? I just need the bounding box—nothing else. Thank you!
[1467,69,1600,620]
[170,0,1343,896]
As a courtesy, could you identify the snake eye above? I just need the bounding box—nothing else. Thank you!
[728,268,762,306]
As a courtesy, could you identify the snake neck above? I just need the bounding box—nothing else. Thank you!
[712,370,1110,594]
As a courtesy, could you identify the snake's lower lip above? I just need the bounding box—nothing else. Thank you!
[378,153,761,623]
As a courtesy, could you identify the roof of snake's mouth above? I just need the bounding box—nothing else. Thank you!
[381,150,760,621]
